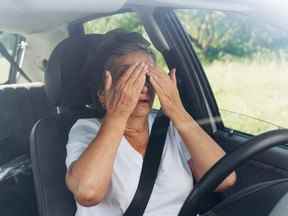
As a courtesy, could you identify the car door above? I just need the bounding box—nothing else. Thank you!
[153,8,288,196]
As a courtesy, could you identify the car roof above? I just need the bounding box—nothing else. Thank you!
[1,0,287,35]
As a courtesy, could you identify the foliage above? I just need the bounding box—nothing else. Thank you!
[176,9,288,64]
[83,10,288,134]
[84,13,144,34]
[85,10,288,65]
[84,13,167,69]
[205,61,288,134]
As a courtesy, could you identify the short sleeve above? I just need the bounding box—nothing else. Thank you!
[65,118,101,169]
[170,122,191,162]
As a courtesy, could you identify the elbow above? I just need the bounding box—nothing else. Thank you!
[75,188,106,207]
[65,171,107,207]
[216,172,237,192]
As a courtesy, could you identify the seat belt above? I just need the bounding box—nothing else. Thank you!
[123,111,170,216]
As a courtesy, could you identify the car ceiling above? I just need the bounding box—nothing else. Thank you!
[0,0,287,34]
[0,0,126,34]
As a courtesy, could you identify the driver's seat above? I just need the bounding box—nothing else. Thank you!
[30,34,104,216]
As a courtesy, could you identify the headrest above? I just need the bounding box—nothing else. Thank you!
[45,34,104,108]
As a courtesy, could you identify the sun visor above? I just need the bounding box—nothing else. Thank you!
[0,0,127,34]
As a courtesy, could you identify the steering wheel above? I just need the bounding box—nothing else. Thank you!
[178,129,288,216]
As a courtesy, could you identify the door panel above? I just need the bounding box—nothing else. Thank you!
[0,155,38,216]
[214,130,288,196]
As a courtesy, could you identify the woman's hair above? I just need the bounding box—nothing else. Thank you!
[82,28,156,116]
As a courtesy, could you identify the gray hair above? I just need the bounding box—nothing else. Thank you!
[103,43,156,82]
[84,29,156,116]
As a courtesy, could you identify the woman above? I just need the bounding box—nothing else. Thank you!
[65,29,236,215]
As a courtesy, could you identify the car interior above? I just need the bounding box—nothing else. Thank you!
[1,0,288,216]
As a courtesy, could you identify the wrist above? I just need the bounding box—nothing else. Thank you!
[169,106,189,123]
[103,113,128,129]
[171,109,197,132]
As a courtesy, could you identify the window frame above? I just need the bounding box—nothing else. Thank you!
[153,8,222,135]
[68,7,258,136]
[0,51,11,84]
[72,7,220,134]
[0,33,26,85]
[173,8,288,137]
[0,32,17,84]
[167,8,234,133]
[68,9,132,36]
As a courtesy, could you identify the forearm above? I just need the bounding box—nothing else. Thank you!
[171,110,236,191]
[66,114,127,205]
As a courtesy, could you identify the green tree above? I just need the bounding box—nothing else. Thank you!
[176,9,288,63]
[84,13,167,70]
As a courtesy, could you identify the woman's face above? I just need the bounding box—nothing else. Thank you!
[110,51,155,118]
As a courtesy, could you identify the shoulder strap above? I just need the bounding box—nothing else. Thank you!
[123,112,170,216]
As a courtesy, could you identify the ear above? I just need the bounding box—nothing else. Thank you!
[104,70,112,92]
[97,90,105,106]
[97,70,112,107]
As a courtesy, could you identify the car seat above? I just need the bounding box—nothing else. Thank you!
[30,34,104,216]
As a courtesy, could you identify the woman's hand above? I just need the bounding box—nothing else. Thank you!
[101,62,148,121]
[148,67,187,122]
[67,64,149,206]
[148,67,237,190]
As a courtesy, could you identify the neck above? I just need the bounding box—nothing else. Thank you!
[125,115,149,135]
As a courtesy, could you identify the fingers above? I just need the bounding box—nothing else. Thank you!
[148,67,178,99]
[113,62,147,101]
[148,74,164,96]
[149,67,177,86]
[149,67,167,86]
[123,63,147,93]
[134,69,146,93]
[117,62,139,84]
[150,66,169,81]
[129,63,148,86]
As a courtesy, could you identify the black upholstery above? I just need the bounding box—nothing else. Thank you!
[203,178,288,216]
[269,188,288,216]
[30,34,104,216]
[45,34,104,108]
[0,82,56,215]
[31,110,96,216]
[0,83,55,164]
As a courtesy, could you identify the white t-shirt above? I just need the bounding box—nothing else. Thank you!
[66,111,194,216]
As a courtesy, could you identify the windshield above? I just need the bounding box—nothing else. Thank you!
[176,9,288,135]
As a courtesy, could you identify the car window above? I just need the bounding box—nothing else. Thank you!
[0,52,10,84]
[83,12,169,109]
[0,32,29,84]
[176,9,288,135]
[0,32,18,84]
